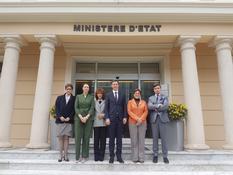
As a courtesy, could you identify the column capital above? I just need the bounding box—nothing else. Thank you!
[34,34,59,52]
[212,35,233,52]
[0,34,26,52]
[177,35,201,52]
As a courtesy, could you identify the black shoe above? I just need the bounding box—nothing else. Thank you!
[153,156,158,163]
[109,157,114,164]
[64,158,69,162]
[63,155,69,162]
[58,158,62,162]
[117,157,124,163]
[94,155,99,161]
[163,157,169,164]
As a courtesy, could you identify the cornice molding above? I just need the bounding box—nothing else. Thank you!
[1,1,233,23]
[1,1,233,8]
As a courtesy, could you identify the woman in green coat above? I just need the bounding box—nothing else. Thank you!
[74,83,94,163]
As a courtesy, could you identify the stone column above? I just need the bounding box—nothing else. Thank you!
[213,36,233,149]
[0,35,24,147]
[178,36,209,150]
[26,35,57,149]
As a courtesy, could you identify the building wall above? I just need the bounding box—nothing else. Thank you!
[170,43,224,149]
[9,42,225,149]
[10,43,66,146]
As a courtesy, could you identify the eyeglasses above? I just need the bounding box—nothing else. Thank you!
[66,88,72,90]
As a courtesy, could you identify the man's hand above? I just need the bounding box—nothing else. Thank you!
[155,104,162,111]
[123,118,127,125]
[158,104,162,108]
[105,118,111,125]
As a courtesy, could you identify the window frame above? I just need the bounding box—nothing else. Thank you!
[0,56,3,76]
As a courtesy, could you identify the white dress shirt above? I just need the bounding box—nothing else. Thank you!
[65,94,71,104]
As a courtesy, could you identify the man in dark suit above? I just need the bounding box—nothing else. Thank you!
[105,80,127,164]
[148,83,170,164]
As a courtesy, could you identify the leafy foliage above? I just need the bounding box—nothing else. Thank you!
[168,103,188,121]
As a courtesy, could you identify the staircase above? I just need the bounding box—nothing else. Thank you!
[1,140,233,175]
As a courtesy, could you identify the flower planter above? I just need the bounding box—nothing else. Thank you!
[49,119,59,150]
[166,120,184,151]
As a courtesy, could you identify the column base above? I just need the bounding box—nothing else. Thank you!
[0,142,12,148]
[26,142,50,149]
[223,144,233,150]
[184,143,209,150]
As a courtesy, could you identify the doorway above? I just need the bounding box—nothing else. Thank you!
[76,80,139,138]
[74,62,161,138]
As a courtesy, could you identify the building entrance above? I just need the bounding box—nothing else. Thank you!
[74,62,161,138]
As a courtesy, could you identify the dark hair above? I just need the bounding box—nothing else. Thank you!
[65,83,73,90]
[153,83,161,88]
[95,88,105,100]
[134,88,142,94]
[111,79,119,84]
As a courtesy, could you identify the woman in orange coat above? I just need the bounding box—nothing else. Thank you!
[127,88,148,163]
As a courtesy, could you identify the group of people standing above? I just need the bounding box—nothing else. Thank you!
[54,80,170,164]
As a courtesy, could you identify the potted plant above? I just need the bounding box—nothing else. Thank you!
[166,103,188,151]
[49,105,56,119]
[49,105,59,150]
[168,103,187,121]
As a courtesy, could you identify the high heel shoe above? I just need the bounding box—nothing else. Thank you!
[58,154,64,162]
[64,155,69,162]
[64,158,69,162]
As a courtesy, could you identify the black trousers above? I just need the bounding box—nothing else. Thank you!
[108,119,123,159]
[94,127,107,161]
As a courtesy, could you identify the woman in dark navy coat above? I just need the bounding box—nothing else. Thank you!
[55,83,75,162]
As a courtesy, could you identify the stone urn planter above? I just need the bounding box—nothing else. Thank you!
[166,103,187,151]
[166,120,184,151]
[49,118,59,150]
[49,106,59,150]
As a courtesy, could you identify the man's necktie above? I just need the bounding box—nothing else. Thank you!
[114,91,118,101]
[156,94,159,104]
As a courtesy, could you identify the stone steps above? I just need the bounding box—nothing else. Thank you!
[1,148,233,160]
[1,149,233,174]
[1,159,233,171]
[1,170,233,175]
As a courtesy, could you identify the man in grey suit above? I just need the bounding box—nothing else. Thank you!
[148,83,170,164]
